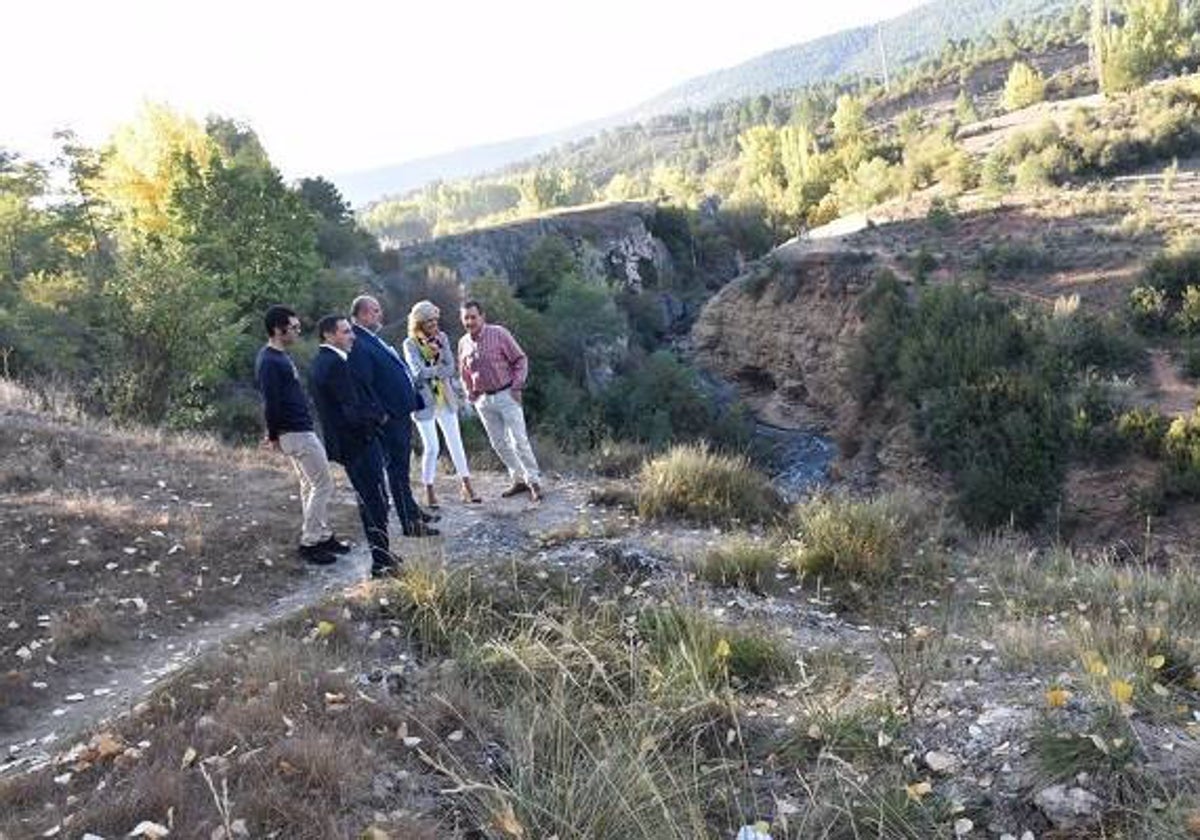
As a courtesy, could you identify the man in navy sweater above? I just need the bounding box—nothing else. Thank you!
[348,295,439,537]
[254,305,350,565]
[310,315,399,578]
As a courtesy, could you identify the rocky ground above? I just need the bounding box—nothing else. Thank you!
[3,387,1199,837]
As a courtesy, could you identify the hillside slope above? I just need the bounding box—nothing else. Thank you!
[631,0,1072,118]
[338,0,1073,205]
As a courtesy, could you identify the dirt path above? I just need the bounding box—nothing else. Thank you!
[1146,348,1198,416]
[0,471,610,775]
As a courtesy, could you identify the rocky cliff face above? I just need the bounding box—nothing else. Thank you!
[691,243,930,486]
[692,246,877,430]
[392,201,673,293]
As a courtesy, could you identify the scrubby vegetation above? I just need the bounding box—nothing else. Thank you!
[637,444,784,526]
[851,270,1152,529]
[788,492,933,586]
[13,4,1200,839]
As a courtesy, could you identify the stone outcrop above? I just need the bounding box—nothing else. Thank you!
[392,201,672,293]
[690,241,940,489]
[690,246,878,431]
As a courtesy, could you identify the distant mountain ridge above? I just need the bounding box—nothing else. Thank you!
[338,0,1073,207]
[334,131,580,211]
[630,0,1072,118]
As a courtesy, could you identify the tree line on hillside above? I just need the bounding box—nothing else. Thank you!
[362,0,1200,246]
[0,105,763,462]
[0,105,376,432]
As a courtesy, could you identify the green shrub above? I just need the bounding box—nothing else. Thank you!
[1174,285,1200,335]
[832,157,899,212]
[1004,120,1062,164]
[637,443,783,526]
[855,280,1075,528]
[1118,408,1170,457]
[603,351,752,450]
[925,197,956,232]
[1013,154,1051,191]
[1045,311,1142,374]
[1067,374,1125,460]
[896,285,1028,398]
[1126,240,1200,335]
[899,285,1070,528]
[980,149,1013,197]
[910,247,937,284]
[1070,82,1200,178]
[939,149,979,194]
[847,272,910,403]
[1144,238,1200,300]
[1163,411,1200,471]
[788,492,926,584]
[924,373,1070,528]
[977,243,1052,278]
[1129,284,1170,333]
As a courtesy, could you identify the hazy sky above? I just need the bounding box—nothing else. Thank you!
[3,0,926,179]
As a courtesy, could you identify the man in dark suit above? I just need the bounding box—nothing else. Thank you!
[309,315,399,578]
[348,294,439,537]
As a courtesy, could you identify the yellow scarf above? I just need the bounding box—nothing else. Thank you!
[416,335,446,406]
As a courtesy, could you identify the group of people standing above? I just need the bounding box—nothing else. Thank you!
[255,294,542,578]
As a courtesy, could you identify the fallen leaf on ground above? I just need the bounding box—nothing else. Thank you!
[1045,687,1071,708]
[906,780,932,802]
[492,802,525,838]
[1110,679,1134,705]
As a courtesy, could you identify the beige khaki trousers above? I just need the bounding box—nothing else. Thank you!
[278,431,334,546]
[474,390,540,484]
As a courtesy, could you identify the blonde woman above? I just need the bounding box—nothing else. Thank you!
[402,301,481,507]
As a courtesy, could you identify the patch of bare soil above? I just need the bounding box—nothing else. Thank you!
[0,405,361,742]
[957,92,1105,158]
[1144,349,1199,417]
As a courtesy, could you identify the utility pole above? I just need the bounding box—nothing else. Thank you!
[1090,0,1113,88]
[878,23,891,93]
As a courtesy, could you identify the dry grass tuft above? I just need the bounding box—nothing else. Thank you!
[696,538,780,593]
[49,603,120,652]
[637,443,783,526]
[787,490,932,586]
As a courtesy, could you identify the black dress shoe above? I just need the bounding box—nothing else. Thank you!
[401,522,441,538]
[298,544,337,565]
[370,563,402,579]
[318,534,353,554]
[500,481,530,498]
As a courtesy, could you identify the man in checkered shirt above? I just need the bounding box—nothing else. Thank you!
[457,299,543,502]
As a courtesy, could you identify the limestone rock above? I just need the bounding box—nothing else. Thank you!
[924,749,960,774]
[1034,784,1103,829]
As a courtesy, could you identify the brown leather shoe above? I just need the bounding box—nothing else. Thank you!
[460,477,482,504]
[500,481,530,498]
[529,481,543,503]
